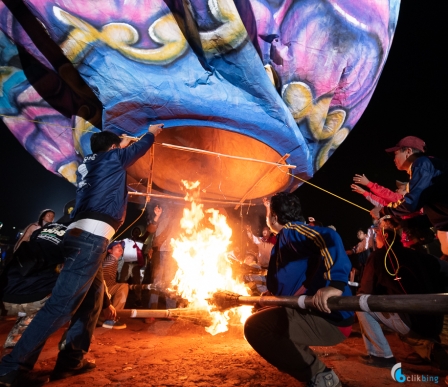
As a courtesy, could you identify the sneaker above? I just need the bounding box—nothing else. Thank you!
[0,370,19,387]
[307,369,341,387]
[50,359,96,381]
[102,319,127,329]
[360,354,396,368]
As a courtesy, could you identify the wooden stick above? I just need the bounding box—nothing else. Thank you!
[210,291,448,314]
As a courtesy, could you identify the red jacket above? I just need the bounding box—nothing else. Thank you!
[362,182,402,207]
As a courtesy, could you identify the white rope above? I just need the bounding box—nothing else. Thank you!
[297,295,307,310]
[358,294,371,312]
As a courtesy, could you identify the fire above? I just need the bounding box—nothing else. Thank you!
[170,181,252,335]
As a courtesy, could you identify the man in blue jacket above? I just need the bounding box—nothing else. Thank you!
[371,136,448,255]
[244,192,352,387]
[0,123,163,386]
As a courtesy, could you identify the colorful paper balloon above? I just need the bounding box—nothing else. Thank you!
[0,0,399,201]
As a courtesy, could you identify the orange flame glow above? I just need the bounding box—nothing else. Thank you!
[170,181,252,335]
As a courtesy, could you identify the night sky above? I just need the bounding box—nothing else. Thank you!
[1,0,447,247]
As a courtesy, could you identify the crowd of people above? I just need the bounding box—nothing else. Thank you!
[0,134,448,387]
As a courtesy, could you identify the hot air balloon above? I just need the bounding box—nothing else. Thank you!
[0,0,400,203]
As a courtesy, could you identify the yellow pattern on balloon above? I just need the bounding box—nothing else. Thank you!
[282,82,349,170]
[53,0,247,65]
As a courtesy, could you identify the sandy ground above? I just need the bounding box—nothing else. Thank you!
[1,313,447,387]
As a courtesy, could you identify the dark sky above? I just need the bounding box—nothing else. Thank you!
[1,0,447,246]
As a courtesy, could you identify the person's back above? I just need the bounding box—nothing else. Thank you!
[3,222,67,305]
[1,222,67,357]
[71,132,158,229]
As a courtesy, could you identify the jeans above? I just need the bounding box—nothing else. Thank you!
[356,311,410,358]
[0,229,108,374]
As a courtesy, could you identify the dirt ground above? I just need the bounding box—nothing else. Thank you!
[1,313,447,387]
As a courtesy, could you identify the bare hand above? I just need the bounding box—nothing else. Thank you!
[311,286,342,313]
[245,224,252,232]
[119,135,137,148]
[370,206,381,220]
[351,184,366,195]
[262,197,270,208]
[154,205,163,217]
[149,123,164,136]
[353,174,370,186]
[102,305,117,321]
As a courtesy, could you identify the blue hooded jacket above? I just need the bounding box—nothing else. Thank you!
[71,133,154,229]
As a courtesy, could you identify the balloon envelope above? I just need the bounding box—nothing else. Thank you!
[0,0,400,201]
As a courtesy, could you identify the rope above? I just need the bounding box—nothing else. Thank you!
[111,207,146,242]
[285,172,370,212]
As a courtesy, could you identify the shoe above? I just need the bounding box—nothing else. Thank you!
[50,359,96,381]
[307,369,341,387]
[102,319,127,329]
[0,370,19,387]
[403,352,431,365]
[58,329,68,351]
[360,354,396,368]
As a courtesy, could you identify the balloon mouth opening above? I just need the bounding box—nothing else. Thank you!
[128,125,291,202]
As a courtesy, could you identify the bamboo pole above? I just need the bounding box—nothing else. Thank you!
[128,191,256,206]
[209,291,448,315]
[119,308,213,326]
[158,143,297,169]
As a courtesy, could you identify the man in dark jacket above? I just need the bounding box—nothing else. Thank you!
[357,218,445,368]
[244,192,352,387]
[0,123,163,386]
[371,136,448,255]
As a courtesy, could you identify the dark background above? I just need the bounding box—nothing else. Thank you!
[1,0,447,247]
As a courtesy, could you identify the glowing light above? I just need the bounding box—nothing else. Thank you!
[170,181,252,335]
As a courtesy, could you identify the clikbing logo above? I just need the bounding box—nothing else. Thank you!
[391,362,439,384]
[391,363,406,383]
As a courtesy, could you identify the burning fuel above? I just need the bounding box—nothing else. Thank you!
[169,181,252,335]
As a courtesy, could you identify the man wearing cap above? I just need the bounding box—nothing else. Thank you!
[0,123,164,386]
[371,136,448,254]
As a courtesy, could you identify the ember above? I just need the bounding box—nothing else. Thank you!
[169,181,252,335]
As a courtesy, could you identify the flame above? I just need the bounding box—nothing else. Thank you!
[170,181,252,335]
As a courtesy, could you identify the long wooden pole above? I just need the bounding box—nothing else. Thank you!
[159,143,297,169]
[209,291,448,314]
